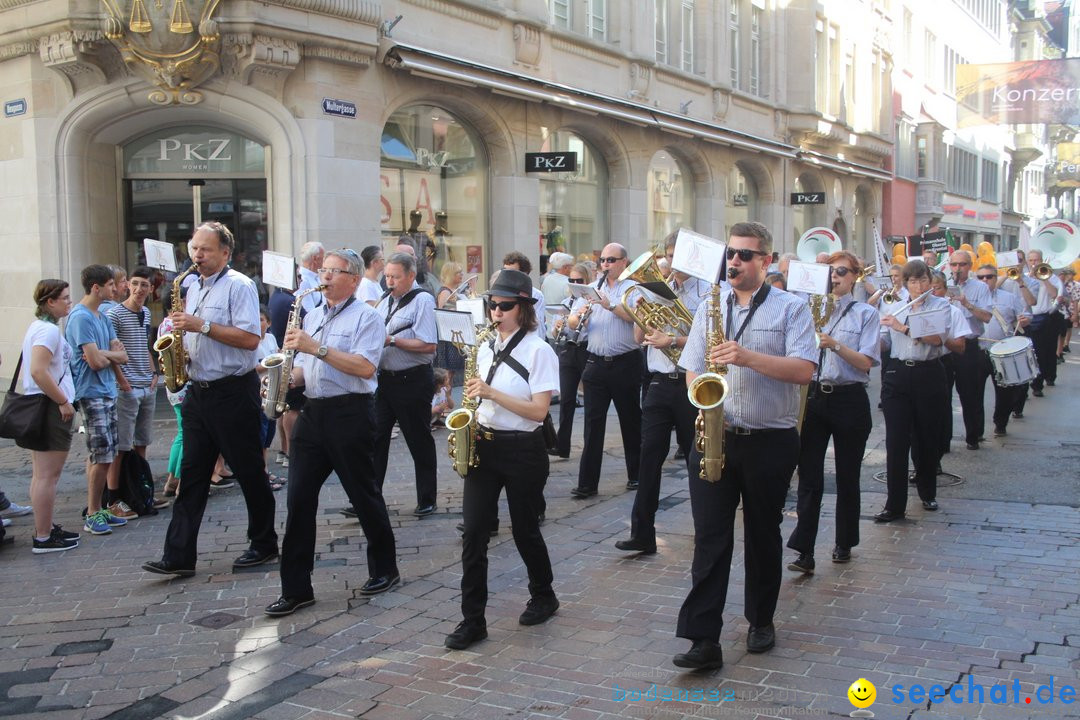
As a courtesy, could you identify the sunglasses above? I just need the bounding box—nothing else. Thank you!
[976,274,996,280]
[599,256,624,264]
[487,300,521,312]
[568,278,585,284]
[726,248,768,262]
[832,267,854,277]
[949,261,971,267]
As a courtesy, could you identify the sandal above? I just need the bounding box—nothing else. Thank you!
[163,477,179,498]
[269,474,286,492]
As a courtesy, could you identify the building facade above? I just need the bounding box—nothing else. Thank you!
[0,0,894,374]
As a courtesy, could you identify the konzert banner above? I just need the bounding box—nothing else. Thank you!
[957,58,1080,127]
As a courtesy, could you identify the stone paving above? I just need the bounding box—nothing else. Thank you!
[0,351,1078,720]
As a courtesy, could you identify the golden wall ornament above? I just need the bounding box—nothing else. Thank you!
[101,0,222,104]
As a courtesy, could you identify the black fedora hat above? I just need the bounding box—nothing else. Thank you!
[486,269,537,303]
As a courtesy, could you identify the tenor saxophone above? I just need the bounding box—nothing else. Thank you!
[260,285,326,419]
[154,264,198,393]
[686,283,730,482]
[445,322,499,478]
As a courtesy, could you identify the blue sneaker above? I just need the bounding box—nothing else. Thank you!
[83,510,112,535]
[102,509,127,527]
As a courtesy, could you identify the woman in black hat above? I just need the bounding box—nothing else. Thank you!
[445,269,561,651]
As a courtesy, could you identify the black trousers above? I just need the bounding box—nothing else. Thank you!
[164,372,277,568]
[953,339,987,445]
[460,430,554,624]
[676,428,798,642]
[881,360,946,513]
[630,373,696,545]
[577,351,643,492]
[280,394,397,599]
[555,342,588,457]
[988,352,1027,431]
[374,365,437,508]
[789,383,871,555]
[1027,316,1058,390]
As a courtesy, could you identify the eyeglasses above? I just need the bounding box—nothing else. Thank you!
[318,268,356,276]
[599,256,624,264]
[487,300,521,312]
[726,248,768,262]
[832,267,854,277]
[976,274,996,280]
[949,261,971,267]
[568,278,585,284]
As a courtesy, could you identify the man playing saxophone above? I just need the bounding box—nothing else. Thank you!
[142,222,278,577]
[266,249,400,616]
[672,222,817,670]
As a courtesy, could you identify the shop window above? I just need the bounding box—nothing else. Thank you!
[538,130,608,263]
[725,163,757,238]
[648,151,694,246]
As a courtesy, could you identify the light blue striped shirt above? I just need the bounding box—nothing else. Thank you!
[956,277,992,338]
[586,277,639,357]
[647,275,710,374]
[816,295,881,385]
[298,266,325,313]
[376,281,437,370]
[184,268,261,381]
[980,288,1030,349]
[880,294,968,361]
[296,298,384,397]
[679,286,818,430]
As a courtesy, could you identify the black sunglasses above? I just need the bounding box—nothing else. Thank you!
[599,256,624,264]
[487,299,521,312]
[726,248,768,262]
[832,267,854,277]
[568,278,585,284]
[976,274,996,280]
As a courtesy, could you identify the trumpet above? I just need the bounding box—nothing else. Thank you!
[855,265,876,283]
[1005,266,1023,281]
[1034,262,1053,280]
[882,286,901,304]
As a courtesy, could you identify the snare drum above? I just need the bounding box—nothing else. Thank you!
[988,336,1038,387]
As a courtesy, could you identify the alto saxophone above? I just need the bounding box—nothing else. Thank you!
[260,285,326,419]
[686,284,730,482]
[445,322,499,478]
[154,264,198,393]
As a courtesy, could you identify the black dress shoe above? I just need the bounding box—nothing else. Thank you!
[1013,411,1024,419]
[672,639,723,670]
[787,553,814,575]
[747,624,775,653]
[614,537,657,554]
[359,573,400,596]
[570,487,597,499]
[1033,388,1044,397]
[519,596,559,626]
[625,480,639,490]
[993,426,1006,437]
[831,546,851,563]
[547,449,570,459]
[233,548,279,569]
[142,559,195,578]
[922,499,939,511]
[966,441,979,450]
[873,508,905,523]
[264,596,315,617]
[413,503,437,517]
[445,620,487,650]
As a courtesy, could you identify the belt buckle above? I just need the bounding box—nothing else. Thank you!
[197,380,211,389]
[819,382,835,394]
[732,426,752,436]
[666,371,681,380]
[903,360,916,367]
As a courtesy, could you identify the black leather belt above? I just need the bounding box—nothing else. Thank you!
[306,393,372,407]
[889,358,941,368]
[476,425,543,441]
[191,371,254,390]
[589,350,637,362]
[811,381,865,395]
[378,365,430,378]
[725,426,792,436]
[653,370,686,381]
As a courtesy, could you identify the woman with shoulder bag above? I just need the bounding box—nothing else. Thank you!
[22,280,80,553]
[444,270,561,651]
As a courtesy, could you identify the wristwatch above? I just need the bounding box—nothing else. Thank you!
[388,336,396,347]
[317,344,329,359]
[200,320,211,335]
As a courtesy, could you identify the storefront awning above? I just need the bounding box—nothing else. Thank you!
[380,41,800,160]
[795,150,894,183]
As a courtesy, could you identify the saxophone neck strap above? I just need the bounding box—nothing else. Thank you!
[725,282,771,344]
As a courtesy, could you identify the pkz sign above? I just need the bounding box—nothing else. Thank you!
[525,152,578,173]
[790,192,825,205]
[322,98,356,118]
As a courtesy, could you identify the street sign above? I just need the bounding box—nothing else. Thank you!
[4,99,26,117]
[790,192,825,205]
[525,152,578,173]
[322,98,356,118]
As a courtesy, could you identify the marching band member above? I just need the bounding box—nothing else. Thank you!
[673,222,817,670]
[571,244,642,498]
[373,253,440,516]
[1023,249,1063,397]
[787,251,880,572]
[975,264,1030,437]
[143,222,278,577]
[946,250,993,450]
[445,270,560,651]
[615,233,708,555]
[550,262,595,459]
[875,260,967,523]
[265,250,400,617]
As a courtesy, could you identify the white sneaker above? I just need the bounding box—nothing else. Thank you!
[1,502,32,517]
[1,518,10,528]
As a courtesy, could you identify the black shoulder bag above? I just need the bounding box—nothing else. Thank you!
[0,352,55,449]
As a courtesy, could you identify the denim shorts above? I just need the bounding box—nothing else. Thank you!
[80,397,118,464]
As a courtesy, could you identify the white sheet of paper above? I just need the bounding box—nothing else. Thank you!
[434,309,477,345]
[567,283,602,301]
[873,277,894,291]
[671,228,726,284]
[546,304,570,316]
[262,251,296,290]
[456,297,486,326]
[787,261,832,295]
[143,239,177,273]
[907,307,949,338]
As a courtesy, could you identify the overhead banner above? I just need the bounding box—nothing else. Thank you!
[957,59,1080,127]
[1052,142,1080,188]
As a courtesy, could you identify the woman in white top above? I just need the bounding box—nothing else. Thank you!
[356,245,384,306]
[445,270,560,651]
[21,279,79,553]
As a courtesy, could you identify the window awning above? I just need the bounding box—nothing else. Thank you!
[796,150,894,183]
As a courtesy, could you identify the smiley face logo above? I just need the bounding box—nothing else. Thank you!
[847,678,877,715]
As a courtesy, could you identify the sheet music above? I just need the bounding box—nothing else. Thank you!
[434,309,478,345]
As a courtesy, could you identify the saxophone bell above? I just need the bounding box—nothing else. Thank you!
[260,284,327,420]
